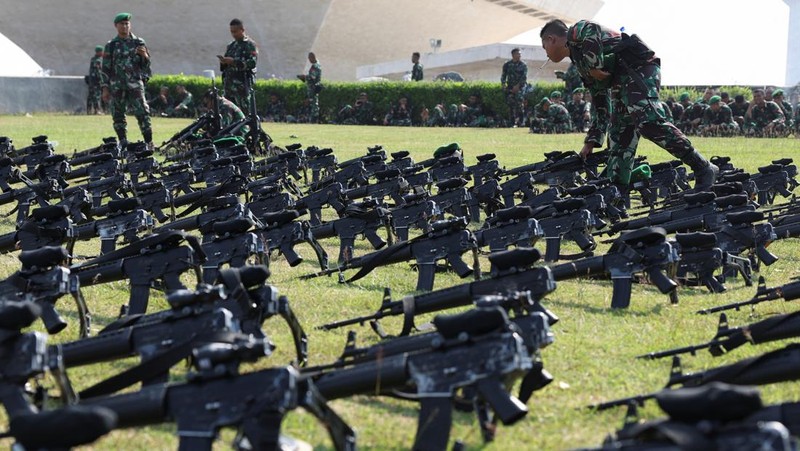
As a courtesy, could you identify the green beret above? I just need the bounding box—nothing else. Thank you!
[708,95,721,105]
[773,89,784,97]
[434,142,460,158]
[114,12,132,24]
[550,90,562,98]
[94,45,104,52]
[679,92,690,102]
[572,87,584,95]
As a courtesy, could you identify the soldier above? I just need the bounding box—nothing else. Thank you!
[555,62,583,96]
[772,89,794,129]
[729,94,750,129]
[411,52,423,81]
[168,84,194,118]
[262,92,286,122]
[500,48,527,127]
[461,93,495,127]
[297,52,322,123]
[384,95,413,126]
[219,18,258,116]
[698,95,739,137]
[744,88,786,137]
[86,45,104,114]
[148,86,172,116]
[420,102,451,127]
[530,98,571,133]
[549,90,565,105]
[203,90,247,136]
[101,12,153,148]
[286,98,312,124]
[681,102,708,135]
[540,19,717,189]
[566,88,590,132]
[338,92,376,125]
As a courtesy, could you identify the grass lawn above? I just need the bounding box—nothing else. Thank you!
[0,114,799,450]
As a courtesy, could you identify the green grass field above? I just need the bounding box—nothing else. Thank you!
[0,114,799,450]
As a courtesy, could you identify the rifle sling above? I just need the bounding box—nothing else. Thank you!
[346,240,412,283]
[70,230,192,271]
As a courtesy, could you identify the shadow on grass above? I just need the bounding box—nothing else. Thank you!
[545,297,664,317]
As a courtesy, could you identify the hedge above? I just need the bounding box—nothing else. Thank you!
[147,74,761,124]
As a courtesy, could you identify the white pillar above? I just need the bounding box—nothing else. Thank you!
[786,0,800,86]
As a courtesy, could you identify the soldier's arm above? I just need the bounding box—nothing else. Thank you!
[585,87,609,147]
[770,103,786,124]
[236,41,258,71]
[500,62,508,86]
[100,43,113,88]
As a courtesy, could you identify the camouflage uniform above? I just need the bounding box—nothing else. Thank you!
[169,91,194,118]
[776,99,794,129]
[385,101,413,126]
[530,102,571,133]
[217,96,248,136]
[86,53,104,114]
[424,104,449,126]
[500,58,527,126]
[338,101,376,125]
[148,92,172,116]
[221,36,258,116]
[729,100,750,118]
[305,61,322,123]
[101,33,153,143]
[566,98,589,131]
[698,104,739,137]
[463,99,495,127]
[411,62,424,81]
[744,101,786,137]
[559,63,583,95]
[262,98,286,122]
[660,100,673,122]
[567,20,711,185]
[681,103,708,135]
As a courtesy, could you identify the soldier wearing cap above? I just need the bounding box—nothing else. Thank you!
[772,89,794,130]
[101,12,153,147]
[698,95,739,137]
[86,45,104,114]
[566,87,590,132]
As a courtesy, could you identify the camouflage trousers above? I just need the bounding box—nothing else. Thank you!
[529,118,570,134]
[224,79,252,116]
[606,63,696,185]
[87,84,103,114]
[505,89,524,126]
[744,122,788,138]
[109,85,152,143]
[697,123,740,137]
[306,88,320,123]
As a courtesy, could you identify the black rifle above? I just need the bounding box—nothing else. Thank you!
[389,191,439,241]
[155,162,196,196]
[70,231,205,314]
[256,209,329,270]
[311,199,392,265]
[386,150,415,172]
[342,167,409,205]
[242,71,273,156]
[80,341,355,451]
[537,198,597,262]
[468,178,504,222]
[430,177,472,218]
[714,210,778,276]
[157,194,262,242]
[499,172,538,207]
[310,307,551,449]
[123,179,171,223]
[200,218,265,284]
[338,146,386,178]
[33,154,71,189]
[295,178,347,226]
[304,216,479,291]
[672,232,735,294]
[254,144,305,181]
[197,157,240,187]
[169,175,247,210]
[474,205,543,252]
[246,183,296,218]
[305,147,338,183]
[772,212,800,240]
[750,162,796,205]
[0,205,75,254]
[64,173,132,208]
[157,112,217,154]
[64,152,120,183]
[123,149,159,186]
[400,164,434,191]
[0,178,60,226]
[0,246,89,336]
[696,276,800,315]
[74,198,155,254]
[318,248,556,336]
[469,153,501,186]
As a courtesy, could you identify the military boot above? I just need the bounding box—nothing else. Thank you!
[682,150,718,191]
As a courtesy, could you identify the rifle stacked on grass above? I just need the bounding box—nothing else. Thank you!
[256,209,329,271]
[311,198,393,265]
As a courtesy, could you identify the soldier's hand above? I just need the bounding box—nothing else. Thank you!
[580,143,594,159]
[135,46,149,59]
[102,87,110,104]
[511,84,520,94]
[588,68,610,80]
[219,57,234,65]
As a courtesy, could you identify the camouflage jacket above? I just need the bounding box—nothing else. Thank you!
[222,36,258,81]
[264,100,286,119]
[219,96,246,130]
[101,33,151,89]
[88,55,103,85]
[412,63,423,81]
[702,104,736,126]
[777,100,794,125]
[562,63,583,94]
[500,60,527,90]
[747,101,785,127]
[683,103,707,122]
[306,62,322,87]
[354,101,376,124]
[173,92,193,110]
[729,101,750,117]
[547,103,572,127]
[566,99,588,124]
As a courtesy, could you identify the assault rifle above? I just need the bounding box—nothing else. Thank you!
[430,177,472,218]
[157,194,261,242]
[169,175,248,210]
[639,310,800,360]
[295,178,346,226]
[63,173,132,208]
[0,205,74,253]
[311,199,392,265]
[305,147,338,183]
[696,276,800,315]
[156,162,195,195]
[0,246,89,336]
[310,307,551,449]
[338,145,386,177]
[773,212,800,240]
[318,248,556,336]
[386,150,415,172]
[157,111,219,153]
[123,148,159,185]
[68,137,120,163]
[70,230,205,314]
[256,209,329,270]
[468,178,504,222]
[74,198,155,254]
[303,216,478,291]
[400,164,433,190]
[81,340,355,450]
[750,161,797,205]
[125,179,171,223]
[64,152,120,182]
[469,153,501,186]
[342,167,409,205]
[200,218,265,284]
[474,205,543,252]
[389,191,439,241]
[0,178,60,225]
[246,183,296,218]
[499,172,538,207]
[197,157,240,187]
[33,154,70,189]
[537,198,597,262]
[713,210,778,279]
[671,232,744,294]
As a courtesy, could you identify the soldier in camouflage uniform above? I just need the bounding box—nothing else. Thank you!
[298,52,322,123]
[501,48,527,127]
[167,84,194,118]
[682,102,708,135]
[384,95,413,126]
[729,94,750,129]
[698,95,739,137]
[744,88,786,137]
[461,93,495,127]
[530,98,572,133]
[286,98,312,124]
[262,93,286,122]
[219,18,258,116]
[338,92,376,125]
[101,13,153,147]
[540,19,717,188]
[411,52,423,81]
[772,89,794,129]
[555,62,583,97]
[566,88,590,132]
[421,103,451,127]
[86,45,104,114]
[203,91,247,136]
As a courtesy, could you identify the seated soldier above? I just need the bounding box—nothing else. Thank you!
[744,88,786,137]
[566,88,590,132]
[262,92,286,122]
[674,92,693,132]
[421,102,455,127]
[338,92,376,125]
[167,84,195,118]
[680,102,707,135]
[729,94,750,129]
[529,98,571,134]
[384,94,413,126]
[287,98,312,124]
[148,86,172,116]
[697,95,739,137]
[772,89,794,130]
[460,93,495,127]
[203,90,247,136]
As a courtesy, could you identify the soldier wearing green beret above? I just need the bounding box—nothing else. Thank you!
[219,18,258,116]
[101,12,153,147]
[566,88,590,132]
[698,95,739,137]
[86,45,104,115]
[203,90,247,136]
[772,89,794,130]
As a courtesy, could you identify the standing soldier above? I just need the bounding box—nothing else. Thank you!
[500,48,527,127]
[411,52,423,81]
[540,19,717,190]
[86,46,104,114]
[101,12,153,148]
[555,62,582,96]
[297,52,322,123]
[219,18,258,116]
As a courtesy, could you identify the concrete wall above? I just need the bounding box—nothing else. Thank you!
[0,76,86,114]
[785,0,800,85]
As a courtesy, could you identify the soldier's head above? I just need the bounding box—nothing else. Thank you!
[308,52,317,64]
[412,52,420,63]
[572,88,583,102]
[773,89,785,102]
[703,87,715,101]
[753,89,765,106]
[159,86,169,96]
[540,20,569,63]
[176,84,186,95]
[229,19,245,40]
[550,90,562,103]
[734,94,746,104]
[113,13,132,38]
[94,45,103,56]
[510,48,521,62]
[720,92,730,103]
[679,92,691,106]
[541,98,551,111]
[203,89,220,108]
[269,92,280,103]
[468,93,480,105]
[709,96,722,112]
[765,87,774,101]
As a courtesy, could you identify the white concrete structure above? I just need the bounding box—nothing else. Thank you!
[0,32,43,76]
[785,0,800,86]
